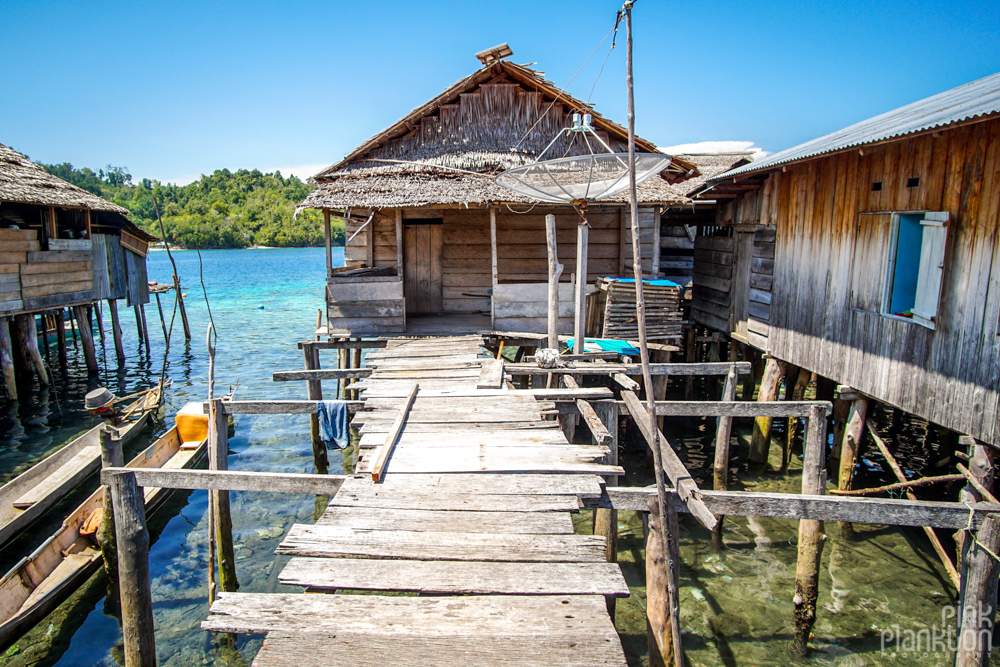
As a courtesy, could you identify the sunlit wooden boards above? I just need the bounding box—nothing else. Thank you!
[280,558,630,597]
[205,593,627,667]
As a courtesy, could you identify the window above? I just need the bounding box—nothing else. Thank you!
[849,211,949,329]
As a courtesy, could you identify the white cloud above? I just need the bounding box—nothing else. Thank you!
[659,140,768,161]
[158,162,331,186]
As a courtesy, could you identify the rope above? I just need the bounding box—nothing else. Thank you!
[963,500,1000,562]
[587,10,623,104]
[512,18,621,150]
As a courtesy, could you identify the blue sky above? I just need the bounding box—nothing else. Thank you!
[3,0,998,184]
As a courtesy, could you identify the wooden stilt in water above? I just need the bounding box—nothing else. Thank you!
[133,305,145,348]
[711,365,738,550]
[18,313,49,387]
[99,425,123,579]
[53,309,68,369]
[957,436,995,570]
[138,304,151,355]
[39,312,50,365]
[742,349,763,401]
[791,405,828,656]
[108,299,126,366]
[173,274,191,341]
[0,316,17,401]
[683,327,696,400]
[351,346,361,401]
[592,399,618,615]
[93,304,106,350]
[836,394,868,538]
[783,367,811,470]
[72,305,99,373]
[303,343,329,474]
[208,397,239,594]
[67,307,78,344]
[956,514,1000,667]
[153,292,168,340]
[646,494,680,667]
[748,357,786,469]
[107,469,157,667]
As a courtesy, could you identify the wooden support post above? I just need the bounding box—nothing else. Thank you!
[303,343,328,474]
[208,397,239,594]
[711,365,737,550]
[0,316,17,401]
[395,210,404,276]
[351,347,361,401]
[683,327,696,400]
[748,357,786,468]
[138,304,151,355]
[52,309,68,369]
[783,367,812,470]
[573,219,589,354]
[67,306,78,344]
[490,207,498,330]
[828,395,851,467]
[93,304,106,351]
[73,305,99,373]
[545,214,563,350]
[957,436,995,569]
[107,469,157,667]
[39,312,50,365]
[593,400,619,615]
[18,313,49,386]
[108,300,126,366]
[646,492,680,667]
[837,397,868,538]
[957,514,1000,667]
[173,274,191,341]
[323,210,333,278]
[133,305,145,347]
[99,425,123,579]
[741,348,760,401]
[153,292,168,340]
[791,405,828,657]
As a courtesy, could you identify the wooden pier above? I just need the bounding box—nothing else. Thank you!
[204,334,631,666]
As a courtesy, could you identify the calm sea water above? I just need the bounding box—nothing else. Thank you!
[0,247,979,666]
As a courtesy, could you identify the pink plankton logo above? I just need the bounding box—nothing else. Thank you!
[881,604,993,655]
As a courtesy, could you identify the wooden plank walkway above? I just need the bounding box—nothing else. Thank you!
[203,335,630,666]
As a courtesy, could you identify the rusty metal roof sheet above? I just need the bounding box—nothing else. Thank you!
[714,71,1000,181]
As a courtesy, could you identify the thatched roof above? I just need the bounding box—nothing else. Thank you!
[662,152,756,201]
[303,60,700,210]
[0,142,130,214]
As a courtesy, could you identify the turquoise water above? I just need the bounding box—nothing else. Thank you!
[0,247,345,666]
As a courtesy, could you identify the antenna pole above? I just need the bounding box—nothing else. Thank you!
[625,4,683,665]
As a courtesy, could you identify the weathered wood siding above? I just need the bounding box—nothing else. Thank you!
[493,282,577,334]
[712,118,1000,445]
[342,205,660,325]
[691,235,732,332]
[327,278,405,335]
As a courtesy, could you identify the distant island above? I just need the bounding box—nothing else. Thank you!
[39,162,346,249]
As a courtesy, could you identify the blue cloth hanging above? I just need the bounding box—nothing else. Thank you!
[317,400,349,449]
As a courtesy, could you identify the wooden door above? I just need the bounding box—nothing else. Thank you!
[731,231,755,337]
[403,220,443,314]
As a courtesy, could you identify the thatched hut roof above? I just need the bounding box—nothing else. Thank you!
[0,142,130,214]
[303,60,700,210]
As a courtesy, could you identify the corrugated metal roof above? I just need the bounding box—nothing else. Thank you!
[713,71,1000,181]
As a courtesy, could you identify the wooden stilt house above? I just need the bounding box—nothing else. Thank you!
[300,48,698,337]
[689,72,1000,446]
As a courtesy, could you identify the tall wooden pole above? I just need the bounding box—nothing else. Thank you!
[303,342,329,473]
[711,365,737,550]
[208,397,239,595]
[138,304,151,355]
[748,357,786,467]
[99,425,123,578]
[573,213,589,354]
[107,470,157,667]
[625,5,682,665]
[20,313,49,386]
[545,214,564,350]
[0,316,17,401]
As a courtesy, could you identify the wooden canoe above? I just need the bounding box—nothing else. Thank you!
[0,387,162,550]
[0,409,208,649]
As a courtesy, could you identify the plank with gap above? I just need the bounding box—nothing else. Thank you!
[315,506,575,534]
[336,473,604,498]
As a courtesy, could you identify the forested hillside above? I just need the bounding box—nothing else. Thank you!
[38,163,345,249]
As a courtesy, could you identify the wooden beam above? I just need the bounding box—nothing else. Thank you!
[209,400,365,415]
[371,383,418,482]
[101,468,349,495]
[323,210,333,278]
[505,361,751,377]
[298,339,388,350]
[589,487,1000,529]
[395,209,404,274]
[490,207,498,330]
[621,390,717,530]
[712,365,737,549]
[273,368,372,381]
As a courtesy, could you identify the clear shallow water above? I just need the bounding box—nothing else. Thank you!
[0,247,986,666]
